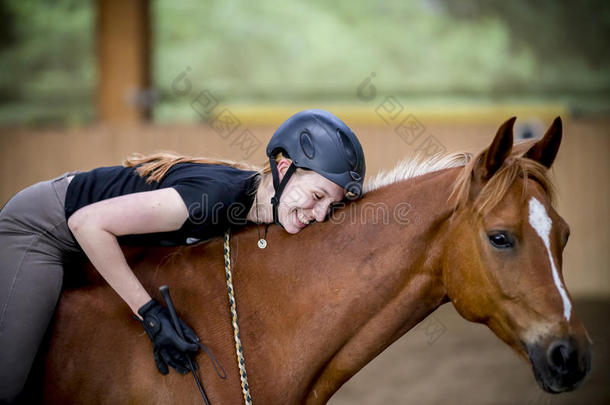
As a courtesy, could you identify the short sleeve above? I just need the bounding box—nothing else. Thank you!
[171,178,233,229]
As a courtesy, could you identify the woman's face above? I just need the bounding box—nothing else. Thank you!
[276,160,345,234]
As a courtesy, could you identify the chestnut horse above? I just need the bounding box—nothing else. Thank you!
[34,117,591,404]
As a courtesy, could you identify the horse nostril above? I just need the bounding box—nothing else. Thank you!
[550,342,568,367]
[547,340,576,374]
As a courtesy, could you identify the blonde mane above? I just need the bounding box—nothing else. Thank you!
[364,141,555,216]
[363,152,472,193]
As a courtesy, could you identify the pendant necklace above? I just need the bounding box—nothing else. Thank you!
[255,193,269,249]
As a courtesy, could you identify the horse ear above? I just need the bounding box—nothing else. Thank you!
[524,116,562,169]
[476,117,515,180]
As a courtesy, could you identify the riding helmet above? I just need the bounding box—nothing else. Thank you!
[265,109,366,225]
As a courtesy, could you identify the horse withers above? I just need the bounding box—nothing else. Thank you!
[34,116,590,404]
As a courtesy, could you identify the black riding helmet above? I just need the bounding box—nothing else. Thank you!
[266,109,366,225]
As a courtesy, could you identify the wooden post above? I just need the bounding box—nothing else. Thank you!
[96,0,151,123]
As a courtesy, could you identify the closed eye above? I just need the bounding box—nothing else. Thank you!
[314,192,322,201]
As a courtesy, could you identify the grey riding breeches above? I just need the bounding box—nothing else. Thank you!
[0,172,81,402]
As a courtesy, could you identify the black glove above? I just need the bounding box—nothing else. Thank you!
[138,299,200,375]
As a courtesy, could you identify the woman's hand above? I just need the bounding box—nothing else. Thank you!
[138,299,200,374]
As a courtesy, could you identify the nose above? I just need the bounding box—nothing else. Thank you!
[313,201,331,222]
[547,339,577,375]
[527,334,592,393]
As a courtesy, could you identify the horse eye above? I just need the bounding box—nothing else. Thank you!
[488,232,514,249]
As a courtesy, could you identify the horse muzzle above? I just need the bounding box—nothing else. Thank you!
[526,336,592,393]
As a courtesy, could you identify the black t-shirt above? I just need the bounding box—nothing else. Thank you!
[64,163,259,247]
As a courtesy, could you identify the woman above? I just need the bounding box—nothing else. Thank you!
[0,109,365,401]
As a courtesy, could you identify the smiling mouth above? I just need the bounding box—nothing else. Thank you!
[295,211,311,228]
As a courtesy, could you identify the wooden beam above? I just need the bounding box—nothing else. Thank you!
[96,0,151,123]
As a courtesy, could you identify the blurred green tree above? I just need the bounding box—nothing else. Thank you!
[437,0,610,68]
[0,0,94,124]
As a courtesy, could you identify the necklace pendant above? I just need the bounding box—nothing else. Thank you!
[257,238,267,249]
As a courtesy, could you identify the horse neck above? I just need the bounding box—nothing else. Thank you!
[232,167,461,404]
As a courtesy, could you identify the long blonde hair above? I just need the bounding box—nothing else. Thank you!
[123,151,287,184]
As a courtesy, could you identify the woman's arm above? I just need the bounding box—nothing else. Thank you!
[67,187,189,317]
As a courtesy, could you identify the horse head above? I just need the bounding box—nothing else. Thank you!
[441,117,592,393]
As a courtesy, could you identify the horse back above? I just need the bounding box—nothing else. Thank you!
[34,241,246,404]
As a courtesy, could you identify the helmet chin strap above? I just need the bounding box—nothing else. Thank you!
[269,157,297,226]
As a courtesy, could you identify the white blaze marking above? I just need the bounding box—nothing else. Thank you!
[528,197,572,321]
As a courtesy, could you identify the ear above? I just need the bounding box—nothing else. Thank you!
[525,116,562,169]
[476,117,515,180]
[276,158,293,180]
